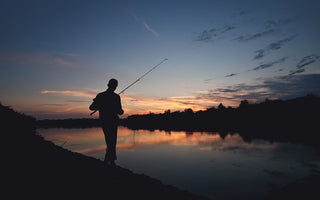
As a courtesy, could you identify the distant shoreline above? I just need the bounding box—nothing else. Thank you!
[36,95,320,146]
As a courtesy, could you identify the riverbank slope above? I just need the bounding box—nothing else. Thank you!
[2,103,208,200]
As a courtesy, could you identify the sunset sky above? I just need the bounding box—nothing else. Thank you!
[1,0,320,119]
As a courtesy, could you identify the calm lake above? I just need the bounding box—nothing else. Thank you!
[38,126,320,200]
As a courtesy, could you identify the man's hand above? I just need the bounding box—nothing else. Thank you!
[119,109,124,115]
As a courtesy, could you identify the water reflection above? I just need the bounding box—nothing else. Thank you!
[38,126,320,200]
[39,127,247,154]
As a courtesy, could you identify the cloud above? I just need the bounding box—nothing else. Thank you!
[289,54,320,76]
[264,18,296,29]
[237,8,256,16]
[225,57,288,77]
[36,104,69,107]
[41,90,96,97]
[206,74,320,103]
[289,69,305,76]
[296,54,320,69]
[132,13,159,37]
[204,78,213,83]
[27,102,87,117]
[235,17,296,43]
[261,74,320,98]
[195,26,236,42]
[225,73,238,77]
[235,29,276,42]
[0,52,78,68]
[65,100,89,103]
[141,21,159,37]
[254,35,296,59]
[252,57,287,71]
[51,57,75,67]
[226,53,318,78]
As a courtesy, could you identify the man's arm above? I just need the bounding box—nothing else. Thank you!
[117,95,124,115]
[89,97,99,111]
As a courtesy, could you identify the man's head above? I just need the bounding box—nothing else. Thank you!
[108,78,118,92]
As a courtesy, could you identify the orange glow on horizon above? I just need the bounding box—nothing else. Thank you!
[33,89,257,119]
[40,90,96,97]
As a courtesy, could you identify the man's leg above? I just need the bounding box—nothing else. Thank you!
[103,125,118,162]
[108,125,117,161]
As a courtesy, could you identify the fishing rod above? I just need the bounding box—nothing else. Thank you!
[118,58,168,94]
[90,58,168,115]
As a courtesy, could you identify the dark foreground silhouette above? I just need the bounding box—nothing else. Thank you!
[1,103,208,200]
[90,78,124,165]
[2,102,320,199]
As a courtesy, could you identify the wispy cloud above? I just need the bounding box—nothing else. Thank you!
[202,74,320,103]
[195,26,236,42]
[65,100,90,103]
[225,57,288,77]
[141,21,159,37]
[51,57,75,67]
[36,103,69,107]
[296,54,320,69]
[252,57,287,71]
[225,73,238,77]
[264,18,296,29]
[235,18,296,42]
[40,90,96,97]
[132,13,159,37]
[289,69,305,76]
[289,54,320,75]
[235,29,276,42]
[236,8,256,16]
[0,52,78,68]
[254,35,296,59]
[26,102,87,118]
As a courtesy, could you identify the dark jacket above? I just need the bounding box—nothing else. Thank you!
[91,89,123,122]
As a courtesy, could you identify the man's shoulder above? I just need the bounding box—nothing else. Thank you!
[95,91,106,101]
[97,91,106,97]
[96,91,119,98]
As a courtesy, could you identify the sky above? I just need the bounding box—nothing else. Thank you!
[1,0,320,119]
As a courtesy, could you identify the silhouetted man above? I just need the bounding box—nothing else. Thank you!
[90,79,123,165]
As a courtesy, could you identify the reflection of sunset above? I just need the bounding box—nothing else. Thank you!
[39,127,251,157]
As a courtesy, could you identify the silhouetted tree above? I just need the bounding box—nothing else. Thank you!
[239,100,249,108]
[218,103,226,111]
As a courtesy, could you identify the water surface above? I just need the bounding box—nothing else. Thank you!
[38,126,320,200]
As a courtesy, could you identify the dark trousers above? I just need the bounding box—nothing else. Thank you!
[102,124,118,162]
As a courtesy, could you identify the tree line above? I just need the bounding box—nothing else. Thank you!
[122,94,320,132]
